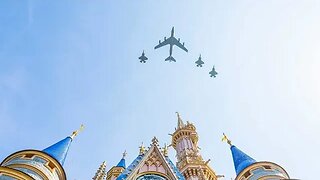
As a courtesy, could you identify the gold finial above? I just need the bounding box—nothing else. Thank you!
[70,124,84,140]
[122,150,127,158]
[222,133,232,146]
[139,142,145,155]
[162,143,168,156]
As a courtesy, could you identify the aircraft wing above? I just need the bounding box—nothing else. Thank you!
[139,56,148,60]
[154,38,170,49]
[196,60,204,64]
[210,70,218,75]
[172,38,188,52]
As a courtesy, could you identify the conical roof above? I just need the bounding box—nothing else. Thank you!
[43,137,72,166]
[116,158,126,168]
[116,151,126,168]
[230,145,256,175]
[42,125,83,166]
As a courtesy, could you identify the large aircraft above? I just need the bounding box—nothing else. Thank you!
[154,27,188,62]
[139,50,148,63]
[209,66,218,78]
[195,54,204,67]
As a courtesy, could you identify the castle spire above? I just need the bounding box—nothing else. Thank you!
[116,151,126,168]
[43,125,84,166]
[223,134,290,179]
[176,112,185,129]
[106,152,127,179]
[93,161,107,180]
[230,145,256,175]
[222,134,256,175]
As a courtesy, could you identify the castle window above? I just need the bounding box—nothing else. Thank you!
[244,171,251,178]
[48,162,56,170]
[137,174,167,180]
[24,154,34,159]
[263,165,272,169]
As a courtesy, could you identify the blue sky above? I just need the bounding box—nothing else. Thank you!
[1,1,320,179]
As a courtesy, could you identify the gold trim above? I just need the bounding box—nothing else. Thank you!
[0,166,33,180]
[235,161,290,180]
[106,166,125,179]
[7,163,49,180]
[1,149,66,180]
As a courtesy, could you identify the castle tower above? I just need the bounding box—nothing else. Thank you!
[0,125,83,180]
[222,134,290,180]
[93,161,107,180]
[106,151,126,180]
[171,113,218,180]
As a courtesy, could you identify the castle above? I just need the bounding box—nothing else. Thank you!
[0,113,290,180]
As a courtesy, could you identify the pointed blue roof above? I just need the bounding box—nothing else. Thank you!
[116,158,126,168]
[231,145,256,175]
[117,155,143,180]
[43,137,72,166]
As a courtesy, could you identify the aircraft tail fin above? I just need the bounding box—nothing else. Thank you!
[165,56,176,62]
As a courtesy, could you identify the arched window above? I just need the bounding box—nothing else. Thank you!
[137,174,167,180]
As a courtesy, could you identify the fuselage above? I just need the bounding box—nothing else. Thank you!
[169,27,175,56]
[154,27,188,62]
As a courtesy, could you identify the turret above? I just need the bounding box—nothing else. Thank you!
[171,113,218,180]
[0,125,83,180]
[106,151,127,180]
[222,133,290,180]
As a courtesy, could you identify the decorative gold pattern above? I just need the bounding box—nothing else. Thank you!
[145,150,163,167]
[106,166,124,180]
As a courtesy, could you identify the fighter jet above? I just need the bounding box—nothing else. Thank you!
[195,55,204,67]
[209,66,218,78]
[139,50,148,63]
[154,27,188,62]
